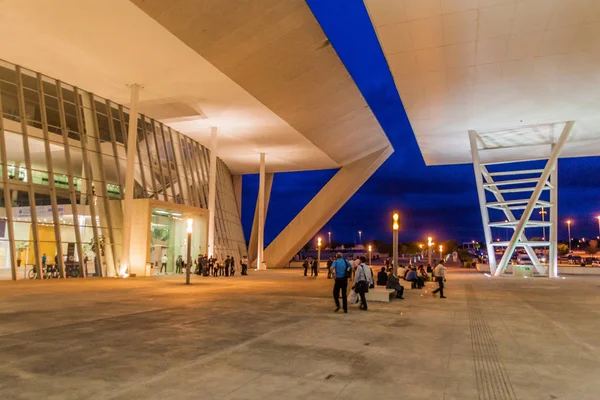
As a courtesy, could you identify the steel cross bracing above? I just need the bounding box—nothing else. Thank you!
[469,122,574,277]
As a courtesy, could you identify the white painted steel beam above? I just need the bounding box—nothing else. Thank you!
[494,121,574,276]
[469,130,497,274]
[479,165,543,272]
[549,145,559,278]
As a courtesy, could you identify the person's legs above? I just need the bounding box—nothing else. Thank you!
[396,285,404,299]
[432,278,440,294]
[439,280,445,298]
[341,280,348,312]
[359,292,367,310]
[333,279,341,310]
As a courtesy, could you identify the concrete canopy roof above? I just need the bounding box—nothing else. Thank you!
[365,0,600,165]
[0,0,390,174]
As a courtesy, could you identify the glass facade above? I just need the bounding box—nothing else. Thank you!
[0,59,246,280]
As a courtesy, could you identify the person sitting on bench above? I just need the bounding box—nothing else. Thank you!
[376,267,388,286]
[386,271,404,299]
[406,267,423,289]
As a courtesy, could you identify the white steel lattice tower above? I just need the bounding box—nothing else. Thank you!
[469,122,575,277]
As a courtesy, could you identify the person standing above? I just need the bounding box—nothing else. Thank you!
[241,255,248,275]
[313,258,319,277]
[230,256,236,276]
[225,256,231,277]
[354,256,373,311]
[160,254,168,274]
[432,260,447,299]
[326,257,334,279]
[303,259,309,276]
[176,255,183,274]
[332,253,352,313]
[42,253,47,271]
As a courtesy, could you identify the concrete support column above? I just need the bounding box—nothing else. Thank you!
[248,172,273,266]
[256,153,266,270]
[207,127,218,257]
[120,84,140,276]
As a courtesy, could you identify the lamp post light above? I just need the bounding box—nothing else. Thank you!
[427,236,433,266]
[419,243,423,259]
[539,207,547,240]
[392,212,399,277]
[186,218,193,285]
[439,245,443,262]
[596,216,600,239]
[358,230,362,245]
[368,245,372,266]
[328,231,331,249]
[317,237,322,275]
[567,220,572,253]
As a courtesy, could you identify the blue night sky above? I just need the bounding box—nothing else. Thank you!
[242,0,600,246]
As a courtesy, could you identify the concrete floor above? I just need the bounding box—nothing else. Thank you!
[1,269,599,400]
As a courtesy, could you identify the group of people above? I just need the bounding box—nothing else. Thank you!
[302,257,320,277]
[162,254,249,277]
[331,255,448,313]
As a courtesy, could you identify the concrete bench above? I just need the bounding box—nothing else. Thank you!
[365,288,395,302]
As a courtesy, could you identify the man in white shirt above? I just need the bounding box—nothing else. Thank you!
[160,254,168,274]
[354,256,374,311]
[432,260,446,298]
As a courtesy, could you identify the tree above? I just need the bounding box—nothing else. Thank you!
[302,242,311,252]
[441,239,459,253]
[328,240,340,250]
[557,243,569,256]
[399,244,408,255]
[586,240,598,255]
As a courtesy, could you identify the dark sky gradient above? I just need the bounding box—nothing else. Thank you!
[242,0,600,247]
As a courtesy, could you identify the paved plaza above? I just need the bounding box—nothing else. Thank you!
[1,269,599,400]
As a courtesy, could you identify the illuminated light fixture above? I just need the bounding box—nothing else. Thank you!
[155,210,169,215]
[317,237,322,247]
[171,212,182,217]
[368,245,372,252]
[187,218,193,233]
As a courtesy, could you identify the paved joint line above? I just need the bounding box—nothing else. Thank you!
[466,285,517,400]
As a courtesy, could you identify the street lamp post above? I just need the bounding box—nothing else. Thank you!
[439,245,443,263]
[596,216,600,239]
[567,220,572,253]
[317,237,322,276]
[358,230,362,245]
[368,245,372,266]
[427,237,433,266]
[540,207,547,240]
[328,231,331,249]
[392,213,399,277]
[186,218,193,285]
[419,243,423,259]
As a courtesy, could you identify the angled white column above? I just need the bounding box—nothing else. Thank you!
[120,84,140,276]
[256,153,266,269]
[469,130,497,274]
[207,127,218,257]
[549,145,559,278]
[264,146,393,267]
[249,172,274,266]
[494,121,574,276]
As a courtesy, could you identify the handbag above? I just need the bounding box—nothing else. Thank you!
[355,265,370,293]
